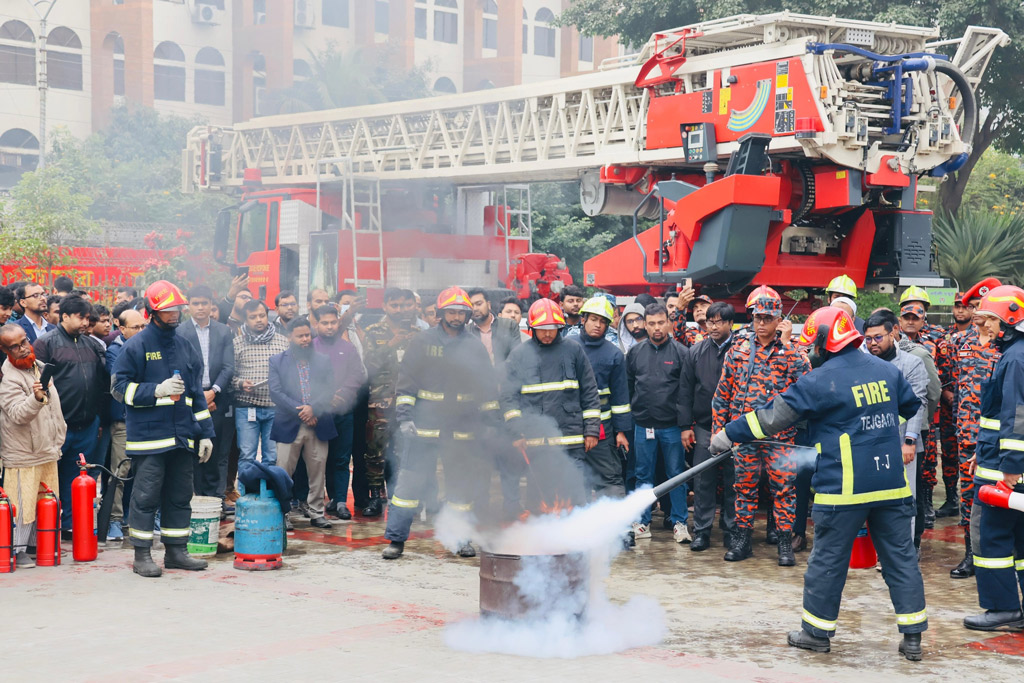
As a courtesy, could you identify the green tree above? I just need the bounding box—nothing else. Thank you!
[1,154,97,281]
[951,147,1024,216]
[262,44,432,114]
[558,0,1022,215]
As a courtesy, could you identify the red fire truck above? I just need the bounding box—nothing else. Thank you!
[184,13,1005,308]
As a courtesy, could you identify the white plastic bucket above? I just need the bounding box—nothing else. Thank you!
[187,496,221,557]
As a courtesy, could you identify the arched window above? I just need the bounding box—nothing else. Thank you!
[153,41,186,101]
[0,20,36,86]
[0,128,40,175]
[106,33,125,97]
[579,35,594,63]
[47,27,83,91]
[522,9,528,55]
[482,0,497,50]
[194,47,225,106]
[434,0,458,44]
[534,8,556,58]
[433,76,457,93]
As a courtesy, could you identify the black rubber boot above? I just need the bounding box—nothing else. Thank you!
[724,528,752,562]
[964,610,1024,632]
[457,542,476,558]
[935,485,958,518]
[765,506,778,544]
[787,629,830,653]
[950,529,974,579]
[777,531,795,567]
[923,487,935,529]
[382,541,404,560]
[899,633,922,661]
[133,546,162,578]
[690,531,710,552]
[164,545,208,571]
[362,486,385,517]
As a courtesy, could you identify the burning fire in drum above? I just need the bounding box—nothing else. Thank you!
[479,551,590,619]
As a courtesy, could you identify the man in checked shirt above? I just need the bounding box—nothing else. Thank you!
[232,299,288,467]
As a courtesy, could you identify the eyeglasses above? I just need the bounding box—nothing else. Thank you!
[3,338,30,353]
[123,324,145,330]
[752,315,777,325]
[22,292,45,300]
[864,334,889,344]
[705,318,730,327]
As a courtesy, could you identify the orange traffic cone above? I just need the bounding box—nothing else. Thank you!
[850,525,877,569]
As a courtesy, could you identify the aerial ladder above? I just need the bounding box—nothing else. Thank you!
[183,12,1007,303]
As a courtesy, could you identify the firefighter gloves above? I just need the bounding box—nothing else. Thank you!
[154,375,185,398]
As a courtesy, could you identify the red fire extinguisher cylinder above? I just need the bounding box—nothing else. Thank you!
[0,487,15,573]
[72,454,98,562]
[36,482,61,567]
[978,481,1024,512]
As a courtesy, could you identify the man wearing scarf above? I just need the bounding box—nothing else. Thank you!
[232,300,288,468]
[0,324,66,568]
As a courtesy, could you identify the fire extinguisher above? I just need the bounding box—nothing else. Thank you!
[72,454,97,562]
[0,486,15,573]
[36,481,61,567]
[978,480,1024,512]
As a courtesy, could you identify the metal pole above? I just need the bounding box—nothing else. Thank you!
[29,0,58,169]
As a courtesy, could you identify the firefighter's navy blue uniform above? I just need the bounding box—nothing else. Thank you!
[383,324,500,544]
[502,334,602,506]
[112,321,214,547]
[972,334,1024,613]
[724,347,927,640]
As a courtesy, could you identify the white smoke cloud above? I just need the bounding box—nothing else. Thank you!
[439,488,666,658]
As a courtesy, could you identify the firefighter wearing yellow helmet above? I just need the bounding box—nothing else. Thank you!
[111,280,214,577]
[825,275,858,301]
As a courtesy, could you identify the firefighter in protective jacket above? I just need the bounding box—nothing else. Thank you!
[964,285,1024,632]
[503,298,602,508]
[381,286,500,561]
[111,281,214,577]
[712,307,927,661]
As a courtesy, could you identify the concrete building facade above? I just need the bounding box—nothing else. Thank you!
[1,0,618,187]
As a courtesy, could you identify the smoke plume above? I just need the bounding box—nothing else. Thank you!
[439,488,666,657]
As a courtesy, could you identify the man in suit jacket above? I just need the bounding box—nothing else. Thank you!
[16,282,55,344]
[179,285,236,501]
[269,317,337,529]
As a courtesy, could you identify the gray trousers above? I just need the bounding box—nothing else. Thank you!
[692,425,736,534]
[276,425,328,518]
[109,421,128,522]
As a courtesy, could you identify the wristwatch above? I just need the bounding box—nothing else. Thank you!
[904,437,917,446]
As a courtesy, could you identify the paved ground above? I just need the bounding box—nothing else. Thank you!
[7,493,1024,683]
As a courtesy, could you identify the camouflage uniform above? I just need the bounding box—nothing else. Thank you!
[906,333,943,490]
[712,333,810,532]
[673,318,708,347]
[363,320,419,489]
[954,327,1001,526]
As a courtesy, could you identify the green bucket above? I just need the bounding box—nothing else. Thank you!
[188,496,221,557]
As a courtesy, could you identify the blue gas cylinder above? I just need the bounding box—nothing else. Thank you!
[234,479,285,571]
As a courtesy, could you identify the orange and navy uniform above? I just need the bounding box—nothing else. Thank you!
[954,326,1001,526]
[673,319,707,347]
[934,326,969,491]
[712,333,810,532]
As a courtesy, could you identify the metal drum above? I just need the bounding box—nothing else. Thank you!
[479,551,589,619]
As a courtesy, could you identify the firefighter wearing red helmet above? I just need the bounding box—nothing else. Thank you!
[381,286,500,560]
[712,284,809,565]
[964,285,1024,632]
[712,306,928,660]
[111,280,214,577]
[501,298,602,508]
